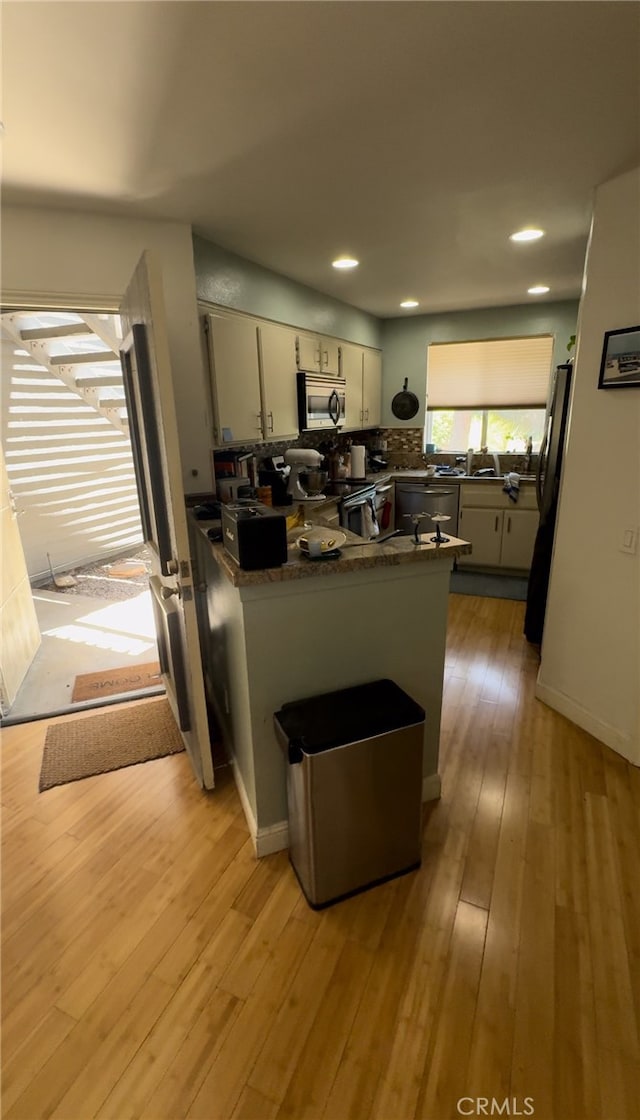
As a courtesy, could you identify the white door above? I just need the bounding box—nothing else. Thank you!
[320,338,341,376]
[0,446,41,713]
[500,508,539,570]
[341,343,364,429]
[206,313,262,444]
[258,322,299,440]
[296,334,321,372]
[458,508,503,567]
[119,253,214,789]
[362,350,382,427]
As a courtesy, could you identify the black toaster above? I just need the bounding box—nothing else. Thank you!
[221,503,288,570]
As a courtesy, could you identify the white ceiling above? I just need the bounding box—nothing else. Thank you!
[2,1,639,318]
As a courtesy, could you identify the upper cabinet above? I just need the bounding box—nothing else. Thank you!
[206,313,263,444]
[341,343,382,430]
[362,349,382,428]
[341,343,365,429]
[296,334,340,376]
[205,308,380,445]
[205,312,298,444]
[258,321,299,441]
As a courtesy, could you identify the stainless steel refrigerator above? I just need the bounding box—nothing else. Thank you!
[524,362,573,644]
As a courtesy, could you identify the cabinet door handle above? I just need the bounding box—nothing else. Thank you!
[364,408,369,420]
[506,515,511,533]
[315,348,322,365]
[495,515,499,532]
[323,349,329,367]
[360,409,364,421]
[256,413,263,432]
[268,411,274,433]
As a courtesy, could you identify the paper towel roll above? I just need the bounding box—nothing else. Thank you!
[349,445,366,479]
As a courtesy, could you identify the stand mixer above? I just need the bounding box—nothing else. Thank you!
[284,448,328,502]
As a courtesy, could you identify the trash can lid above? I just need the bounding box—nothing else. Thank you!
[274,679,425,755]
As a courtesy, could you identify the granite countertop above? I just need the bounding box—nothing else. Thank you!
[194,515,471,588]
[390,470,536,483]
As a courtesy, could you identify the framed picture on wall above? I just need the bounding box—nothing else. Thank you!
[597,325,640,389]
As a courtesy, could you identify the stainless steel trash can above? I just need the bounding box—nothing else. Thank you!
[274,679,425,908]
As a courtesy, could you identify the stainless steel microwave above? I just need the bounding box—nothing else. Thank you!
[297,372,346,431]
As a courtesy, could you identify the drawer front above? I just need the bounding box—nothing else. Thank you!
[460,483,537,510]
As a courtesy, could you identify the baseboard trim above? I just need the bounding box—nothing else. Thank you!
[255,821,289,858]
[228,758,290,856]
[535,678,638,765]
[228,758,258,849]
[422,773,442,801]
[231,760,444,856]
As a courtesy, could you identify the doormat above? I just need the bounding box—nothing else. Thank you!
[450,571,528,601]
[71,661,162,703]
[39,699,184,792]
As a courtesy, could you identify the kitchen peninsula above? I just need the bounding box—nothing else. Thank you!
[190,512,470,856]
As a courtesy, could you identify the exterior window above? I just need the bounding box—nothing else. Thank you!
[425,335,553,453]
[426,407,546,453]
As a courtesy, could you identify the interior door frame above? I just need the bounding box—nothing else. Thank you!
[0,296,188,728]
[0,297,170,724]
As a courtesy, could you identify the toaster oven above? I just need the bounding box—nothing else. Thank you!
[221,503,288,570]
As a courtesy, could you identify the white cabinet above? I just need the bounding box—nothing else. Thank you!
[457,484,539,571]
[341,343,382,430]
[458,508,503,567]
[296,334,340,376]
[500,509,539,570]
[206,313,263,444]
[362,349,382,428]
[206,313,299,444]
[257,321,299,440]
[341,343,365,430]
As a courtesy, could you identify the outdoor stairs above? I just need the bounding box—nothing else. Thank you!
[3,313,129,434]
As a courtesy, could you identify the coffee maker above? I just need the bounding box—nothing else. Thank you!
[258,454,292,505]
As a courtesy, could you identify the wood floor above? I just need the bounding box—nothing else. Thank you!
[2,594,639,1120]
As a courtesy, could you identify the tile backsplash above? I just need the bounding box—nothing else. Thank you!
[212,426,538,478]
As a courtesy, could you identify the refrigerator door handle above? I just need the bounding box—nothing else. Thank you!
[536,414,550,511]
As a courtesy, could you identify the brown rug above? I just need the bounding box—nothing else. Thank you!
[71,661,162,703]
[39,699,185,792]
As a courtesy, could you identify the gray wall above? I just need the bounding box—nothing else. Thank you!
[193,236,381,348]
[380,300,580,426]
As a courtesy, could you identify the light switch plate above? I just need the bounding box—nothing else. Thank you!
[620,527,638,555]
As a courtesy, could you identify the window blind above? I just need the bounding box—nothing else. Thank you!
[426,335,554,409]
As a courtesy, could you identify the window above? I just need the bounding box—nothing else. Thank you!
[425,335,553,453]
[426,407,547,454]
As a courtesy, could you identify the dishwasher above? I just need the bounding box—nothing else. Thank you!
[394,483,459,536]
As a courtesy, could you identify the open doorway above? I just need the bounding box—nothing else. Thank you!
[1,309,164,723]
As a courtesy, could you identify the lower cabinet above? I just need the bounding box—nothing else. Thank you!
[499,509,539,570]
[458,508,503,567]
[457,487,539,572]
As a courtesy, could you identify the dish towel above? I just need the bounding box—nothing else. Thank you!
[361,498,380,538]
[503,472,521,503]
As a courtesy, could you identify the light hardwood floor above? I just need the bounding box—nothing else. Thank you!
[2,594,639,1120]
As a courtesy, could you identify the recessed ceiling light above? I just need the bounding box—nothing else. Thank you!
[510,228,545,242]
[400,300,419,309]
[528,285,550,295]
[332,257,359,270]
